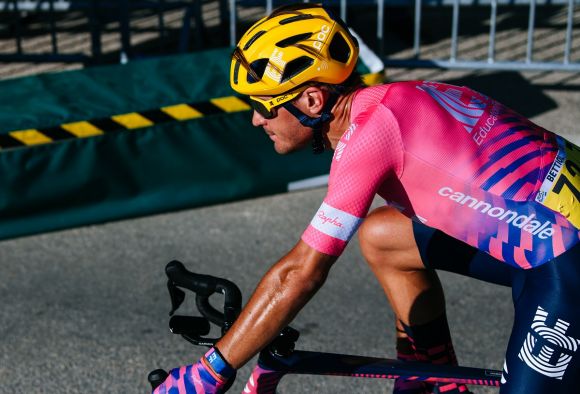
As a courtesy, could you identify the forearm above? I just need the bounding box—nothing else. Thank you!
[215,241,335,368]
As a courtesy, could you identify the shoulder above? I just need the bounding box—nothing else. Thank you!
[350,81,443,119]
[331,95,404,175]
[351,81,419,105]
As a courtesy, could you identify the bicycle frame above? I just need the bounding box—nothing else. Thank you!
[241,327,501,393]
[243,350,502,393]
[149,260,502,392]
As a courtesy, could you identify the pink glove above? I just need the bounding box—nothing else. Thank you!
[153,348,235,394]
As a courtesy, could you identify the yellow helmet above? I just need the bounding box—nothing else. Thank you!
[230,4,359,97]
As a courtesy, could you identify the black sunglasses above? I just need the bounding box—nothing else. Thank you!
[248,87,308,119]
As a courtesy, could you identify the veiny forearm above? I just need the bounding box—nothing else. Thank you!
[215,241,335,368]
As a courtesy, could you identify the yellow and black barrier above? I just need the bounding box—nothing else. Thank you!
[0,96,251,150]
[0,71,384,151]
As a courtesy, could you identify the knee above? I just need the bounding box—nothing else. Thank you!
[358,206,414,259]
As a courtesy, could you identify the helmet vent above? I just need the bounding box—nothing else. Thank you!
[243,30,266,50]
[276,33,312,48]
[247,58,269,83]
[279,14,314,25]
[328,32,350,63]
[281,56,314,82]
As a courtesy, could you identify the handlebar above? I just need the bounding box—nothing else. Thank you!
[165,260,242,343]
[149,260,297,391]
[148,260,243,390]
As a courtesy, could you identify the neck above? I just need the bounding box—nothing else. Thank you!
[325,89,358,150]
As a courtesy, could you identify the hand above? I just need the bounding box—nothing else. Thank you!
[153,348,235,394]
[152,360,226,394]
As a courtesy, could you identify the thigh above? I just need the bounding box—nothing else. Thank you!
[412,221,516,286]
[500,244,580,393]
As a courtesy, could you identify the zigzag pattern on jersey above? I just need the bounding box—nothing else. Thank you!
[418,83,486,134]
[472,113,558,200]
[467,193,577,269]
[472,197,534,269]
[470,113,558,200]
[460,109,580,268]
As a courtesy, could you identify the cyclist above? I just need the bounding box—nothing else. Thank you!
[153,4,580,393]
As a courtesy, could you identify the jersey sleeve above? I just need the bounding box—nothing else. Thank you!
[301,103,404,256]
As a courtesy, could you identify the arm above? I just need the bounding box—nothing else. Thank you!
[215,239,337,368]
[215,104,402,371]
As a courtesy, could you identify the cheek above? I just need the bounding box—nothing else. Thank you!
[270,112,311,145]
[269,117,296,136]
[276,124,302,141]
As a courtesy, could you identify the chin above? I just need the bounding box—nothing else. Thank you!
[274,143,306,155]
[274,145,293,155]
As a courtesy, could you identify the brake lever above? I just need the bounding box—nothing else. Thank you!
[167,280,186,316]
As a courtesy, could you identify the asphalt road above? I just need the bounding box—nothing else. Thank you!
[1,70,580,393]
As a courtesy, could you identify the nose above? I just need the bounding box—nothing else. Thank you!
[252,110,267,127]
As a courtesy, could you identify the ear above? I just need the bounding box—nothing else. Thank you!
[297,86,326,116]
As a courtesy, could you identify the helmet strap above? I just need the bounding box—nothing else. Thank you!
[282,91,339,154]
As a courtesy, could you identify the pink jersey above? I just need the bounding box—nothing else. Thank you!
[302,81,580,269]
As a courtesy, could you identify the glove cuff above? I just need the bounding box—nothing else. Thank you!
[204,347,236,380]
